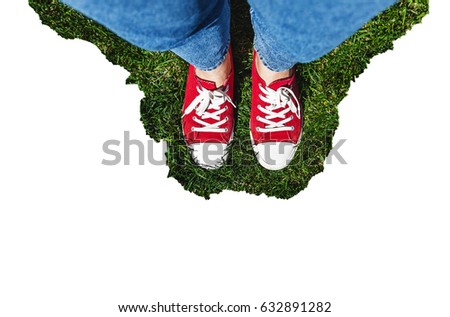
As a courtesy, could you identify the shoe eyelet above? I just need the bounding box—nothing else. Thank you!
[290,115,293,120]
[191,127,195,131]
[290,126,295,131]
[225,128,229,132]
[224,105,228,110]
[258,94,263,99]
[256,127,261,132]
[256,115,261,121]
[225,117,229,122]
[192,116,197,120]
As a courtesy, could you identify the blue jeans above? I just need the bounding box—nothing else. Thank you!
[61,0,397,71]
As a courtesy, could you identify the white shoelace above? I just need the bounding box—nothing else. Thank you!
[183,86,235,133]
[257,84,301,133]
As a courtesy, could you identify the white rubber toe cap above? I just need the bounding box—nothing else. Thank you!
[190,143,228,169]
[254,142,297,171]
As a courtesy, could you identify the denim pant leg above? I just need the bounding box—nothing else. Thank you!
[248,0,398,71]
[60,0,230,71]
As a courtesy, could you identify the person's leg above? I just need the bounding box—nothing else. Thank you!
[248,0,397,170]
[248,0,398,74]
[60,0,230,73]
[61,0,235,169]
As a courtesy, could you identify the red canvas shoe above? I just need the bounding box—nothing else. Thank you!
[250,51,303,170]
[182,49,235,169]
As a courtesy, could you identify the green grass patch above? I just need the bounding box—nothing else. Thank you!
[29,0,428,199]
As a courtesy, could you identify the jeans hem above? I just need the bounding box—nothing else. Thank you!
[250,7,297,72]
[253,46,296,73]
[197,37,230,71]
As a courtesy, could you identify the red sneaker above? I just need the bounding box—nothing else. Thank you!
[182,50,235,169]
[250,51,303,170]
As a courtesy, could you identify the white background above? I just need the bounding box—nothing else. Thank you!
[0,1,449,316]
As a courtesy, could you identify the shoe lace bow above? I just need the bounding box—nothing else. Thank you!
[183,86,235,133]
[257,84,301,133]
